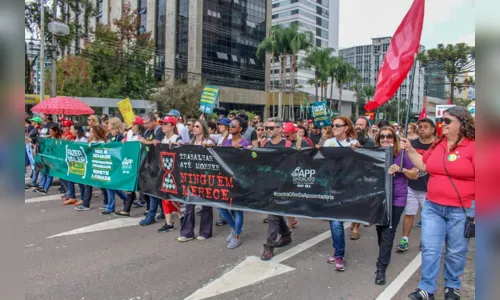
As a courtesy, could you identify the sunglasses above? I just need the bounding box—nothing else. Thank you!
[265,126,277,131]
[379,134,394,140]
[257,128,264,131]
[229,124,238,128]
[333,124,346,128]
[443,117,453,125]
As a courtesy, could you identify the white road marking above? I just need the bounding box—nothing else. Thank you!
[184,222,351,300]
[375,252,422,300]
[47,217,142,238]
[25,193,80,203]
[184,256,295,300]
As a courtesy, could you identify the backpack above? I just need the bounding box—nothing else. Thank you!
[261,139,292,148]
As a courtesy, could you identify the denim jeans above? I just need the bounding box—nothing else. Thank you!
[418,200,475,294]
[40,174,53,191]
[329,220,345,258]
[218,208,244,235]
[68,181,85,200]
[145,195,159,220]
[31,171,39,185]
[39,173,47,188]
[105,189,127,212]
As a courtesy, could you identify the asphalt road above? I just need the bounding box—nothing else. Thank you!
[25,186,475,300]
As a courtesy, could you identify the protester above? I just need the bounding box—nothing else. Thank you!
[87,115,99,128]
[216,118,232,146]
[236,112,258,147]
[406,123,419,140]
[309,125,321,146]
[178,120,214,242]
[318,125,333,146]
[404,107,475,300]
[228,112,236,120]
[296,125,313,147]
[374,126,418,285]
[167,109,190,143]
[392,123,401,136]
[284,123,310,149]
[396,119,436,252]
[317,116,359,271]
[255,122,267,147]
[101,114,109,129]
[369,124,379,140]
[25,116,43,189]
[63,123,87,206]
[355,117,376,147]
[207,121,221,144]
[40,113,57,137]
[251,115,261,128]
[34,126,62,195]
[218,116,250,249]
[138,113,166,225]
[186,118,196,140]
[61,120,74,140]
[261,118,293,260]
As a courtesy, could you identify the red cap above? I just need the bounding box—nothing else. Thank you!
[59,117,67,122]
[132,116,144,125]
[283,122,297,134]
[62,120,73,127]
[308,119,313,123]
[161,116,177,126]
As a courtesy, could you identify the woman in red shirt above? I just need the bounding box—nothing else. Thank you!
[402,106,475,300]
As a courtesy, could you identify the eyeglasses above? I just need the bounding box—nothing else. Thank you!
[265,126,277,131]
[379,134,394,140]
[443,117,453,125]
[333,124,346,128]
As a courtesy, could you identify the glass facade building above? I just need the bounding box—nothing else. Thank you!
[201,0,267,90]
[175,0,190,80]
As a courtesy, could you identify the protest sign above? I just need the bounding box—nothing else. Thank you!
[140,145,393,225]
[310,101,331,129]
[199,86,220,114]
[35,139,142,191]
[117,98,135,128]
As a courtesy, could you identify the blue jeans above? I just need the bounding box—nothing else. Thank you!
[68,182,85,200]
[218,208,244,235]
[106,190,127,212]
[145,196,160,220]
[418,200,475,294]
[329,220,345,258]
[39,174,53,191]
[31,171,39,185]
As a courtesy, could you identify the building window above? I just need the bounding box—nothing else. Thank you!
[383,43,389,52]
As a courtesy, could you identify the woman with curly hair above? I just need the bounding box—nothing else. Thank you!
[402,106,475,300]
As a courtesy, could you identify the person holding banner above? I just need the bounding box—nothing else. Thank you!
[35,126,62,195]
[318,116,359,271]
[156,116,184,232]
[402,107,475,300]
[218,116,251,249]
[178,120,214,242]
[374,126,418,285]
[64,123,87,207]
[216,118,232,146]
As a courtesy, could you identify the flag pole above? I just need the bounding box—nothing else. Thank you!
[400,53,418,169]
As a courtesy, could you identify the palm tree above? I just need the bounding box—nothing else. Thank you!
[329,57,359,115]
[257,25,287,119]
[285,23,313,121]
[301,47,333,102]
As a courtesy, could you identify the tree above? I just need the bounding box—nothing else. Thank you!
[151,81,205,118]
[301,47,333,102]
[53,55,96,97]
[25,42,38,94]
[352,84,375,118]
[329,57,359,114]
[419,43,475,104]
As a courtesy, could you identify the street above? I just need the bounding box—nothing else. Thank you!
[25,184,475,300]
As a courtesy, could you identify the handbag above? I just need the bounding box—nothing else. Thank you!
[442,151,475,238]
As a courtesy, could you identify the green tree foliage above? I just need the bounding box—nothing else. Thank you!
[151,81,205,119]
[301,47,333,101]
[419,43,475,104]
[328,56,359,114]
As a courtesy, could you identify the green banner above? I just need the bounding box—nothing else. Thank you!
[35,139,142,191]
[310,101,331,129]
[199,85,220,114]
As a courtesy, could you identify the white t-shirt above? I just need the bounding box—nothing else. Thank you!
[162,134,182,144]
[323,137,359,147]
[192,138,215,146]
[77,137,88,142]
[176,123,191,144]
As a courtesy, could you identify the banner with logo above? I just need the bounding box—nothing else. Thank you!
[35,139,142,191]
[310,101,331,129]
[199,86,220,114]
[139,145,393,225]
[117,98,135,128]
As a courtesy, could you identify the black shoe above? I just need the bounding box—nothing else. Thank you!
[215,219,227,226]
[275,234,292,248]
[143,211,148,216]
[33,187,43,193]
[408,288,435,300]
[101,210,113,215]
[158,223,175,233]
[39,189,48,195]
[375,269,386,285]
[133,200,146,207]
[156,214,165,221]
[444,288,460,300]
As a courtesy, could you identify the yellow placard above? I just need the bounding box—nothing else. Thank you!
[25,94,49,104]
[117,98,135,128]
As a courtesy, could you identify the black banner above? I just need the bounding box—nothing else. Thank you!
[139,145,393,225]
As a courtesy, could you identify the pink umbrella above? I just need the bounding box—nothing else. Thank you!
[31,96,95,115]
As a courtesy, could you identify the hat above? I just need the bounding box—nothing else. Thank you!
[133,116,144,125]
[308,119,313,123]
[217,118,231,126]
[392,123,399,126]
[167,109,181,117]
[283,122,297,134]
[59,117,67,122]
[161,116,177,126]
[29,116,43,124]
[62,120,73,127]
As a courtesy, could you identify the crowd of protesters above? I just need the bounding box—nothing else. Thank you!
[25,106,474,300]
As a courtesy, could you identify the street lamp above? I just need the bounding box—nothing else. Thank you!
[48,21,69,97]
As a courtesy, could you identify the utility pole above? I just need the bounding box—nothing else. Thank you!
[50,0,58,97]
[39,0,45,101]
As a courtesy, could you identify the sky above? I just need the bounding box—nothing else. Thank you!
[338,0,475,49]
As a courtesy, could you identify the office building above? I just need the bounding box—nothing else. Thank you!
[424,60,446,99]
[270,0,340,88]
[339,37,426,114]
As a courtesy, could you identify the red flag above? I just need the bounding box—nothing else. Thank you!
[418,107,426,120]
[364,0,425,111]
[447,98,451,104]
